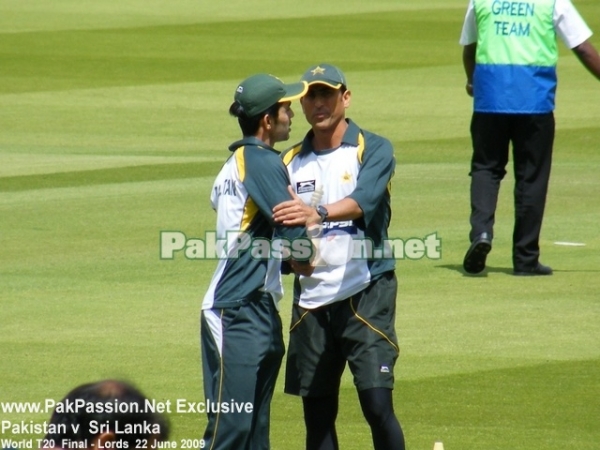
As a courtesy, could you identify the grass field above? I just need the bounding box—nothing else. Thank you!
[1,1,599,449]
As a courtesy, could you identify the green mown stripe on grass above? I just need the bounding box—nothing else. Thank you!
[400,358,600,447]
[0,9,463,94]
[0,162,222,192]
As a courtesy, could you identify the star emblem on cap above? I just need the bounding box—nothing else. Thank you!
[311,66,326,75]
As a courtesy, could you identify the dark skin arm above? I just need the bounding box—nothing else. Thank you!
[463,43,476,97]
[273,186,363,226]
[572,40,600,81]
[274,186,362,277]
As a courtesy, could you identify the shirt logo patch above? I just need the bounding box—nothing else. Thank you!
[380,365,390,373]
[341,171,352,183]
[322,221,357,236]
[297,180,316,194]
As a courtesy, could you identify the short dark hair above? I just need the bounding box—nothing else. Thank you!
[229,101,281,137]
[44,380,170,447]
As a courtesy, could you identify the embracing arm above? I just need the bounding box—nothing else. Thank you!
[272,186,362,227]
[321,197,363,221]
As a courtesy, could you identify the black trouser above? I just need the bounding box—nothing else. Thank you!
[469,112,554,270]
[303,388,405,450]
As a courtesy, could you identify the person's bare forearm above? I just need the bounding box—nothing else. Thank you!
[273,187,362,226]
[463,43,477,96]
[573,40,600,81]
[321,197,362,221]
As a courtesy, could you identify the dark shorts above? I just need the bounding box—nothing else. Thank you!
[284,271,399,397]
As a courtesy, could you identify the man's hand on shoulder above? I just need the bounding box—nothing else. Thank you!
[273,186,321,226]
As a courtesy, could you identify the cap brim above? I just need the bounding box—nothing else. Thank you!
[280,81,309,102]
[306,80,343,89]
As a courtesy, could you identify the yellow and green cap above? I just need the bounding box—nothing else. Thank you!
[301,63,347,89]
[234,74,308,117]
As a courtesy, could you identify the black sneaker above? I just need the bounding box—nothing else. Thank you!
[463,233,492,274]
[514,262,553,276]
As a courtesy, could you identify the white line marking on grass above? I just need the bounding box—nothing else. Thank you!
[554,241,586,246]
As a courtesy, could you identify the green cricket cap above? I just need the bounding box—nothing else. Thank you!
[301,63,347,89]
[234,74,308,117]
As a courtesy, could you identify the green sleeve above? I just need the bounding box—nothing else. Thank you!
[348,132,395,227]
[242,147,305,240]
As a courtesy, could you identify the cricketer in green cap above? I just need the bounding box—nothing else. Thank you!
[301,63,347,89]
[234,74,308,117]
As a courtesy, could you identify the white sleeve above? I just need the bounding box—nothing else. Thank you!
[459,0,477,46]
[554,0,593,49]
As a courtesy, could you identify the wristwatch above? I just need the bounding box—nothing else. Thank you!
[316,205,329,222]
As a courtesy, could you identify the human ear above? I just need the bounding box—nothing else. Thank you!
[261,114,272,130]
[342,90,351,108]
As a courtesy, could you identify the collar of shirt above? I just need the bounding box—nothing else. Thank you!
[228,136,279,153]
[300,118,361,155]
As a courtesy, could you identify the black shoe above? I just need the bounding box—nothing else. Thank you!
[513,262,553,276]
[463,233,492,274]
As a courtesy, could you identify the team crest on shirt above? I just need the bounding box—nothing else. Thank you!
[296,180,316,194]
[341,171,352,183]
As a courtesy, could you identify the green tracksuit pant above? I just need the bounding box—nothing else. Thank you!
[200,293,284,450]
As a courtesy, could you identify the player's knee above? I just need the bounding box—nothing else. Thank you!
[359,388,394,428]
[363,404,393,428]
[303,395,338,426]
